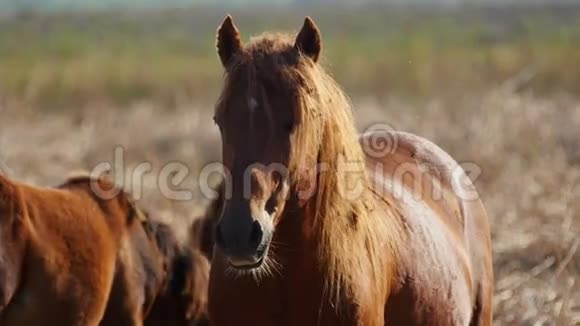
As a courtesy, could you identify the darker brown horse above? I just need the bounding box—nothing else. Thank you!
[208,16,493,325]
[99,206,165,326]
[0,174,131,325]
[144,221,210,326]
[100,200,210,326]
[192,182,225,260]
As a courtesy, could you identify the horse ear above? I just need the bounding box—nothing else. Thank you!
[295,17,322,63]
[216,15,243,67]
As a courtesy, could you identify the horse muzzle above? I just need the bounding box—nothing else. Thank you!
[215,216,273,269]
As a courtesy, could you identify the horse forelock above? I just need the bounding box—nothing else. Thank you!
[218,33,400,313]
[215,33,296,120]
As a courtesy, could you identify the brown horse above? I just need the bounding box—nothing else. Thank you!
[144,221,210,326]
[0,174,131,325]
[99,207,166,326]
[100,203,210,326]
[208,16,493,325]
[192,182,225,260]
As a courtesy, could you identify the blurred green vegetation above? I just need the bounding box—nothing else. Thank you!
[1,5,580,108]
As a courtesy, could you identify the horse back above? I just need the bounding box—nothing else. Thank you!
[56,176,139,243]
[362,131,493,325]
[0,176,126,325]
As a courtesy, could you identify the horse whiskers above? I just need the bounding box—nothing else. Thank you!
[263,251,283,278]
[270,239,293,252]
[223,248,284,283]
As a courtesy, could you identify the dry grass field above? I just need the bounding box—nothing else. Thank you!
[2,89,578,324]
[0,5,579,325]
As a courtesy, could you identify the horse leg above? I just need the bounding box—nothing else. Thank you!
[91,256,118,326]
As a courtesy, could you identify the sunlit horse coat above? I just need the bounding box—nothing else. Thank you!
[207,16,493,326]
[0,175,129,326]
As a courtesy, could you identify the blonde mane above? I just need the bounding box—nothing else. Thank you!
[287,44,399,313]
[218,33,400,317]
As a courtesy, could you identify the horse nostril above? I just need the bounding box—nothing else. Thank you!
[249,220,264,249]
[215,223,225,249]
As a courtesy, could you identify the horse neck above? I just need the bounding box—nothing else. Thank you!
[273,200,389,324]
[289,116,397,318]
